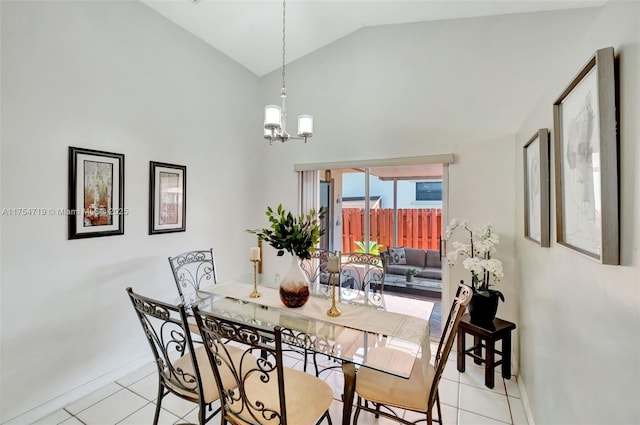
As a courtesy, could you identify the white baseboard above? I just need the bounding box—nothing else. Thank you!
[517,374,536,425]
[2,354,153,425]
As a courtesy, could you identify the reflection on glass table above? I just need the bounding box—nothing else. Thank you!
[235,272,384,309]
[177,276,430,425]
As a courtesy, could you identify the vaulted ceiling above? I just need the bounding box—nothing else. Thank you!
[141,0,606,76]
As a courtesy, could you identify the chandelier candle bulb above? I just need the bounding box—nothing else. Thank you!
[297,115,313,137]
[328,256,340,273]
[264,105,281,129]
[250,247,261,261]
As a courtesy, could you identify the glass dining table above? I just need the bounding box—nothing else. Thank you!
[182,274,431,425]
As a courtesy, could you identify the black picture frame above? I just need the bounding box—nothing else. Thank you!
[68,147,125,239]
[149,161,186,235]
[523,129,550,247]
[553,47,618,264]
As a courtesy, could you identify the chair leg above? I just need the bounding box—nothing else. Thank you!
[434,390,442,425]
[153,382,165,425]
[320,409,333,425]
[303,348,309,373]
[375,402,381,418]
[353,397,362,425]
[198,401,206,425]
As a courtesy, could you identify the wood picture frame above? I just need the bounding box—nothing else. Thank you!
[68,147,125,239]
[523,128,550,247]
[149,161,186,234]
[553,47,618,264]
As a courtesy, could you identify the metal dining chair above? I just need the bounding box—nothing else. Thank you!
[300,248,334,286]
[126,287,244,425]
[192,305,334,425]
[339,252,388,309]
[352,283,472,425]
[168,248,218,301]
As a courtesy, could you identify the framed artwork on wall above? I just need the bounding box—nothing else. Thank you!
[523,128,550,247]
[68,147,125,239]
[553,47,618,264]
[149,161,186,234]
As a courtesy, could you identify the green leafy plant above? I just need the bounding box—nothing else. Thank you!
[247,204,326,260]
[405,268,419,277]
[354,240,383,255]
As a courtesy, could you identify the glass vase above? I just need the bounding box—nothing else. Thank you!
[279,255,310,308]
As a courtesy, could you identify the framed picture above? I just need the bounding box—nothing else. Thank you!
[553,47,618,264]
[523,128,550,247]
[149,161,186,234]
[68,147,125,239]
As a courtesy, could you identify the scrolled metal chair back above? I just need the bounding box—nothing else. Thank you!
[300,248,333,285]
[126,287,202,398]
[168,249,217,298]
[193,307,290,424]
[340,252,388,308]
[428,283,472,408]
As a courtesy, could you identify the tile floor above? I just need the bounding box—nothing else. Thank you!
[31,344,528,425]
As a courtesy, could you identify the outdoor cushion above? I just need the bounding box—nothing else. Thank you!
[388,247,407,265]
[404,248,427,268]
[426,250,442,268]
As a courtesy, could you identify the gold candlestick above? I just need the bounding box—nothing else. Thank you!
[327,271,341,317]
[250,259,261,298]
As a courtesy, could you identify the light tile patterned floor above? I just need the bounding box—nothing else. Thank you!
[31,344,528,425]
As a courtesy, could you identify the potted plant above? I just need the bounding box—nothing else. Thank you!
[248,204,325,307]
[405,268,418,282]
[355,240,383,256]
[444,218,504,323]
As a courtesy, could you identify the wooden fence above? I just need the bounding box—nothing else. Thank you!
[342,208,443,253]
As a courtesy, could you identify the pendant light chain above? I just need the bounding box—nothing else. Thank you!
[281,0,286,96]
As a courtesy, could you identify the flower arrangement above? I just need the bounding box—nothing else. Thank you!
[405,268,419,277]
[248,204,325,260]
[444,218,505,300]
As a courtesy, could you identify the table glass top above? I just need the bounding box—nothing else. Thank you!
[178,275,430,378]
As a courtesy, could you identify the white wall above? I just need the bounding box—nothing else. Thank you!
[514,1,640,424]
[253,5,602,359]
[0,1,259,422]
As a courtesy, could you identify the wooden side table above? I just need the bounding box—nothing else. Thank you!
[456,314,516,389]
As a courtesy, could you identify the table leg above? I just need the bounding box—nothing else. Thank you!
[485,340,495,389]
[502,334,512,379]
[457,329,466,373]
[341,362,357,425]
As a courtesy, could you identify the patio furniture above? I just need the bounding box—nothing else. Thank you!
[382,247,442,281]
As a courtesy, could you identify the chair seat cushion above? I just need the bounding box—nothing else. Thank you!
[168,344,245,404]
[229,366,334,425]
[355,347,435,412]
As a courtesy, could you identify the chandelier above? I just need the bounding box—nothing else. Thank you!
[264,0,313,144]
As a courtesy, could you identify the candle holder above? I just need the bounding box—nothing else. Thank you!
[326,270,341,317]
[249,259,261,298]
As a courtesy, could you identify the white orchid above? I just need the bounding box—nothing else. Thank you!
[443,218,504,299]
